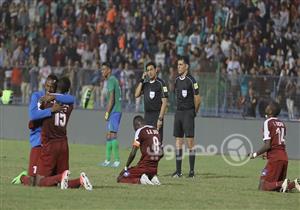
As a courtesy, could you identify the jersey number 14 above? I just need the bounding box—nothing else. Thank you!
[276,127,285,145]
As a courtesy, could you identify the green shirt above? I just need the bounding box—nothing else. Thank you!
[107,75,122,113]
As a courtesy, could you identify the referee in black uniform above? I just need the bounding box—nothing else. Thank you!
[135,61,168,140]
[172,56,201,178]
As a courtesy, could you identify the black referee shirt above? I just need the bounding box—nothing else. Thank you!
[142,77,168,112]
[175,73,199,111]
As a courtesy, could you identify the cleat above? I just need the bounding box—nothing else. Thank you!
[99,160,110,167]
[151,175,161,185]
[11,170,27,184]
[140,174,154,185]
[280,178,288,193]
[171,171,183,178]
[111,161,120,168]
[294,178,300,192]
[60,170,70,190]
[80,172,93,191]
[187,171,195,178]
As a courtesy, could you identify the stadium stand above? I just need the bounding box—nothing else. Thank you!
[0,0,299,120]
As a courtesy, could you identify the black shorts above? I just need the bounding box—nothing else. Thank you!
[173,109,195,138]
[144,111,164,140]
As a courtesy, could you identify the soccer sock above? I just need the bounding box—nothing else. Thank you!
[288,182,295,190]
[105,141,112,161]
[189,149,196,172]
[38,174,62,187]
[21,175,31,186]
[68,178,81,188]
[112,139,120,161]
[176,149,183,174]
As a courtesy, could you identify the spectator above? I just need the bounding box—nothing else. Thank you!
[38,59,51,90]
[0,0,298,119]
[21,60,30,104]
[285,79,296,120]
[241,88,257,118]
[29,58,39,93]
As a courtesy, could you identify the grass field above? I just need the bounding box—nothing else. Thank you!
[0,139,299,210]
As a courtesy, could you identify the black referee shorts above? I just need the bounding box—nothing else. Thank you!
[173,109,195,138]
[144,111,164,140]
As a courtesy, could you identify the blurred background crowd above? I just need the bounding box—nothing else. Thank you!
[0,0,299,120]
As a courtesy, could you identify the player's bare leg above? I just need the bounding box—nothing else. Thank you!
[187,138,195,178]
[172,138,184,177]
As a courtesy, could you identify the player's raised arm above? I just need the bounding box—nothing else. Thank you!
[135,72,147,98]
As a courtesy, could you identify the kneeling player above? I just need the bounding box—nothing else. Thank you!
[248,101,300,192]
[36,77,92,190]
[13,78,92,190]
[117,115,163,185]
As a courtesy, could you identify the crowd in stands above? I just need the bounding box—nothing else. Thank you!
[0,0,299,120]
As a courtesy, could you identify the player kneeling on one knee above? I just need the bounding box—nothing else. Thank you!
[117,115,163,185]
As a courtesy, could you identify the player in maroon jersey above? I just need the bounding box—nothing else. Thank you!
[248,101,300,192]
[117,115,164,185]
[36,77,92,190]
[11,78,92,190]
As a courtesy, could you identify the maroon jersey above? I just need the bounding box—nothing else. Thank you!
[133,125,163,168]
[263,117,288,161]
[41,101,73,144]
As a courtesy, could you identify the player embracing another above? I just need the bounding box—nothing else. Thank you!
[12,75,74,185]
[13,77,92,190]
[248,101,300,192]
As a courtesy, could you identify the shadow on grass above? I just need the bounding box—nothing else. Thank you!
[200,174,247,179]
[160,172,247,179]
[93,185,127,189]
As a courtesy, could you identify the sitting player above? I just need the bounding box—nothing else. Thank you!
[248,101,300,192]
[117,115,163,185]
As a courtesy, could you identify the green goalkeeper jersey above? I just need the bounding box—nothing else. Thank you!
[106,75,122,113]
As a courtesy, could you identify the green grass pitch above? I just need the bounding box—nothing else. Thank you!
[1,139,299,210]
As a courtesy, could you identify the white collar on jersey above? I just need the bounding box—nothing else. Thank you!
[149,80,156,83]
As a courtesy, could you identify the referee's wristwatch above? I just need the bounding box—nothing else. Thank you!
[158,117,163,122]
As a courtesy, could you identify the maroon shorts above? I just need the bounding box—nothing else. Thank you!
[117,165,157,184]
[28,146,41,176]
[37,140,69,177]
[260,160,288,183]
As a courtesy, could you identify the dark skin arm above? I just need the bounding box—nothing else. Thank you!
[249,140,271,158]
[125,146,139,168]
